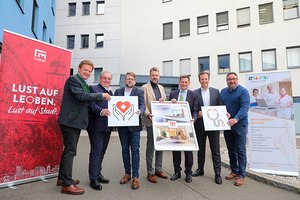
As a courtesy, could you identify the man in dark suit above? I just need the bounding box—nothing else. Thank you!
[114,72,145,190]
[57,60,111,195]
[86,71,113,190]
[192,71,223,184]
[169,75,198,183]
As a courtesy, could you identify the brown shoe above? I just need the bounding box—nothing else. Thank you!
[155,171,168,179]
[132,178,139,190]
[57,179,80,186]
[225,173,238,180]
[61,185,84,195]
[120,174,131,184]
[147,174,158,183]
[235,177,244,186]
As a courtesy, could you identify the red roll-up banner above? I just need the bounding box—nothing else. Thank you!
[0,30,71,187]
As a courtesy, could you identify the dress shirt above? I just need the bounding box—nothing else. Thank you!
[177,89,188,101]
[201,87,210,106]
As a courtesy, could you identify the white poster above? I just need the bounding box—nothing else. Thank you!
[246,71,299,176]
[201,106,230,131]
[108,96,139,127]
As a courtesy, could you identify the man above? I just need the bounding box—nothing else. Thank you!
[114,72,145,190]
[169,75,198,183]
[192,72,223,184]
[57,60,111,195]
[86,71,113,190]
[220,72,250,186]
[141,67,168,183]
[264,85,279,105]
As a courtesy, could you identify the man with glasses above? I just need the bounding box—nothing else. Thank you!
[87,71,113,190]
[220,72,250,186]
[114,72,145,190]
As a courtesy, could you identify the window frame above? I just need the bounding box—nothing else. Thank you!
[237,7,251,27]
[163,60,173,76]
[216,11,229,31]
[218,54,230,74]
[31,0,39,38]
[179,19,190,37]
[197,15,209,34]
[179,58,191,75]
[96,1,105,15]
[198,56,210,73]
[94,68,103,82]
[67,35,75,49]
[82,2,91,16]
[286,46,300,69]
[259,3,274,24]
[283,0,299,20]
[95,33,104,48]
[68,3,76,16]
[239,52,253,73]
[81,34,89,48]
[163,22,173,40]
[262,49,277,71]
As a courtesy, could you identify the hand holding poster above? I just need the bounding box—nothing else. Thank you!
[201,106,230,131]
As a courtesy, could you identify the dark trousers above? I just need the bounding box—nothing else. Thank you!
[88,130,111,180]
[172,151,193,175]
[58,124,81,187]
[195,119,221,175]
[224,124,247,179]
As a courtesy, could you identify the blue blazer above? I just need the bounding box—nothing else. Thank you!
[87,84,113,132]
[114,87,145,132]
[168,89,198,120]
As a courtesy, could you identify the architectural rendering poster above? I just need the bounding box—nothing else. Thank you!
[201,106,230,131]
[0,30,71,187]
[108,96,139,127]
[246,71,298,176]
[151,101,198,151]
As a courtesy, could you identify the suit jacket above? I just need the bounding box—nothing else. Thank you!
[58,74,103,130]
[193,87,223,130]
[86,84,113,132]
[168,90,198,120]
[141,82,166,127]
[114,87,146,132]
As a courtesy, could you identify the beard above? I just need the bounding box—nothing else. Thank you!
[126,84,134,88]
[228,84,237,91]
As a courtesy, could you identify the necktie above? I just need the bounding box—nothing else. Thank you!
[179,92,184,101]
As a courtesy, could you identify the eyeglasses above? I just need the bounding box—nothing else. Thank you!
[227,78,237,81]
[126,78,135,81]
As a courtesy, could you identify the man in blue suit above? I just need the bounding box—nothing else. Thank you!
[114,72,145,190]
[169,75,198,183]
[87,71,113,190]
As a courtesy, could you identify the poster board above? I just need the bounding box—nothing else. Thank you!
[201,106,230,131]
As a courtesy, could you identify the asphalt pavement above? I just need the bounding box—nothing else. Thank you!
[1,131,299,200]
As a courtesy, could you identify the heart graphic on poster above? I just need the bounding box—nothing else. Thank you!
[116,101,131,113]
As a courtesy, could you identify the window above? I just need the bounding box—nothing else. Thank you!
[287,46,300,68]
[259,3,274,24]
[42,22,47,42]
[67,35,75,49]
[262,49,277,70]
[68,3,76,16]
[31,0,39,37]
[163,60,173,76]
[97,1,105,14]
[94,68,103,82]
[197,15,209,34]
[82,2,90,15]
[237,7,250,27]
[283,0,299,19]
[179,19,190,37]
[179,58,191,75]
[239,52,252,72]
[216,11,229,31]
[163,22,173,40]
[198,57,210,73]
[218,54,230,73]
[95,34,104,48]
[70,68,74,76]
[81,35,89,48]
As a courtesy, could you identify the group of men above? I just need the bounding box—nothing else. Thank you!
[56,60,250,195]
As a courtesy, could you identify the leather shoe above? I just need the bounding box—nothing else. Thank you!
[225,173,238,180]
[147,174,158,183]
[170,173,181,181]
[120,174,131,184]
[191,169,204,177]
[132,178,139,190]
[57,179,79,186]
[98,174,109,184]
[185,175,192,183]
[215,175,222,184]
[61,184,84,195]
[90,179,102,190]
[155,171,168,179]
[235,177,244,186]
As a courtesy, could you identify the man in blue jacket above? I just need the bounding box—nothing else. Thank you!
[220,72,250,186]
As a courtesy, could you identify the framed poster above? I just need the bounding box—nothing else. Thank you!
[201,106,230,131]
[151,101,198,151]
[108,96,139,127]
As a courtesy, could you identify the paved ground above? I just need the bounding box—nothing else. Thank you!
[1,131,299,200]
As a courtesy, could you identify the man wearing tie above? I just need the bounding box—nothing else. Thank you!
[169,75,198,183]
[87,71,113,190]
[192,71,223,184]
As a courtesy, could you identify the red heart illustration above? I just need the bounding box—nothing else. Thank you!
[116,101,131,113]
